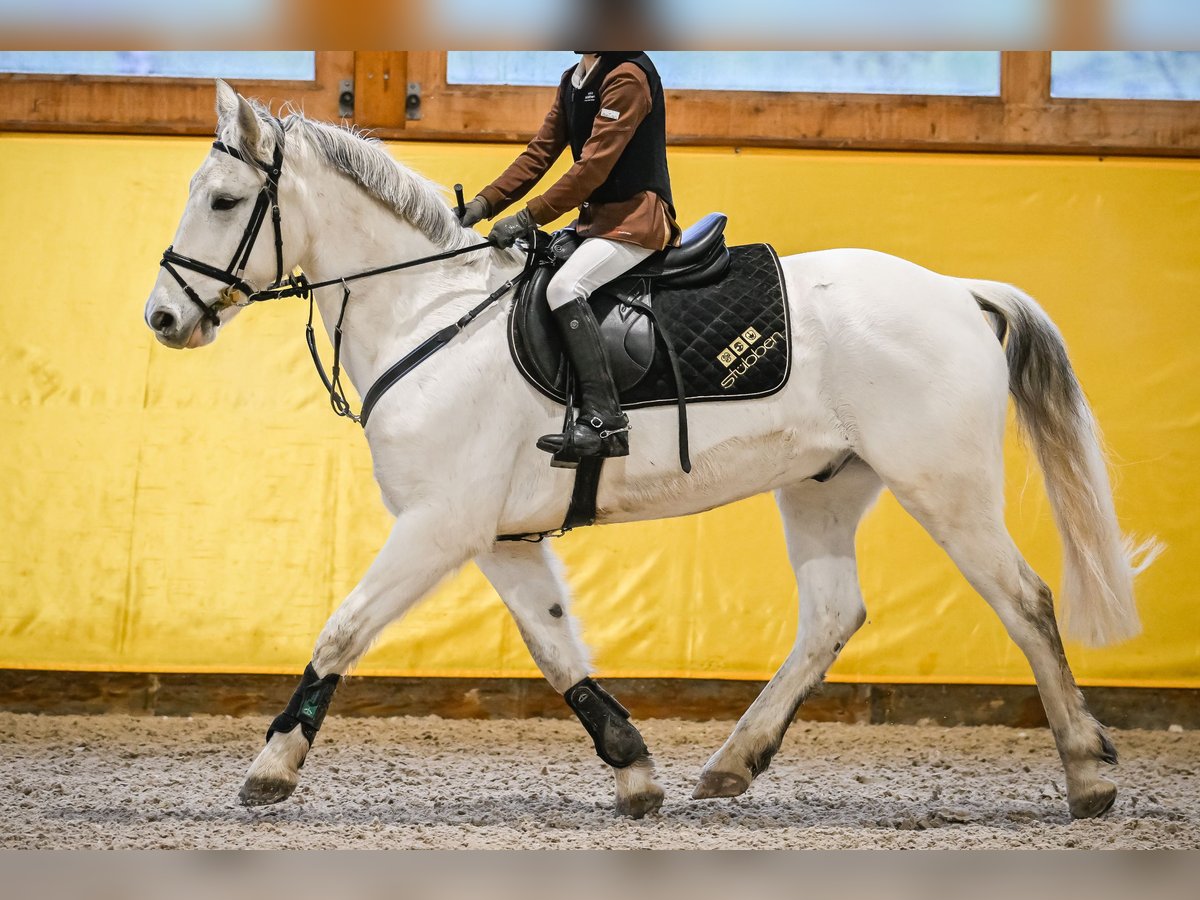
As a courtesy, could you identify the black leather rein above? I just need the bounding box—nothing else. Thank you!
[158,124,527,428]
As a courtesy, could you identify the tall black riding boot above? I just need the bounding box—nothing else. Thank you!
[537,297,630,467]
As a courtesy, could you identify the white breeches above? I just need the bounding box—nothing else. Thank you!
[545,237,655,310]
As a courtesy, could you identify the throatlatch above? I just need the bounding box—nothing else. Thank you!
[564,677,647,768]
[266,662,341,746]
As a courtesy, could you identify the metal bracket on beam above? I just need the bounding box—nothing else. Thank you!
[406,82,422,121]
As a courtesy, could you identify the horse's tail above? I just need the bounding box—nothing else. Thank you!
[965,279,1161,646]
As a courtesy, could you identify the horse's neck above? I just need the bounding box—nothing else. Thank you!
[292,161,519,393]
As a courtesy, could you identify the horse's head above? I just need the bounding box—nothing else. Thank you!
[145,80,299,349]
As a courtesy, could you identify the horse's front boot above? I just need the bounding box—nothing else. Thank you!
[537,297,630,467]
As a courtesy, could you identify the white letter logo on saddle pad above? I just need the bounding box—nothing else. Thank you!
[721,330,784,390]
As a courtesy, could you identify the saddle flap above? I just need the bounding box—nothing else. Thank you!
[510,272,656,401]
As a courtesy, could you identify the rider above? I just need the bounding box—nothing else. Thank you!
[459,51,680,463]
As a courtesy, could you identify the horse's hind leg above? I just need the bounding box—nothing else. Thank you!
[475,540,664,819]
[239,505,485,806]
[694,460,882,800]
[858,364,1121,821]
[881,470,1119,818]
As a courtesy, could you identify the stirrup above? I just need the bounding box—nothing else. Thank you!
[538,414,630,467]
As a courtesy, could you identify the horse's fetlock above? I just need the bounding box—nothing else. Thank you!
[747,739,781,778]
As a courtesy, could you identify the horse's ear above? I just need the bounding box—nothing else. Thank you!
[215,79,238,127]
[235,94,264,152]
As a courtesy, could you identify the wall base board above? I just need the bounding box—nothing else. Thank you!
[0,670,1195,730]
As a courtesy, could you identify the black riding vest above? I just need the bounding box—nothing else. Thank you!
[561,52,674,211]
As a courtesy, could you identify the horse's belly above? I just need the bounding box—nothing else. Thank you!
[598,345,841,522]
[598,429,839,523]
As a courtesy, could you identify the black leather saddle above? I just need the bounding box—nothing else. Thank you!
[508,213,731,403]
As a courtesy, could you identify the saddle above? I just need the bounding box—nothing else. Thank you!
[501,213,791,540]
[509,212,733,399]
[509,210,790,412]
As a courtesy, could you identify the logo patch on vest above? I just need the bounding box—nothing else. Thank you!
[599,107,620,120]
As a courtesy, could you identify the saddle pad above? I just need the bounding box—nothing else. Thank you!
[509,242,791,410]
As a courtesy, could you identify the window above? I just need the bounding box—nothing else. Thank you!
[1051,52,1200,102]
[0,51,315,82]
[448,51,1001,97]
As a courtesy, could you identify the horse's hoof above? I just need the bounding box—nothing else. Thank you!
[239,776,297,807]
[1069,780,1118,819]
[616,788,664,820]
[691,770,750,800]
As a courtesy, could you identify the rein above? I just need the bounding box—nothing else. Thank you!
[158,121,528,428]
[308,254,533,426]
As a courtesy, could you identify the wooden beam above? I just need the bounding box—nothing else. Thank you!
[0,51,354,135]
[4,51,1198,157]
[1,669,1197,730]
[384,51,1200,157]
[1001,51,1052,145]
[353,51,408,131]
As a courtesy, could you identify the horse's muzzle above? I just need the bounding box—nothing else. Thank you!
[145,291,213,349]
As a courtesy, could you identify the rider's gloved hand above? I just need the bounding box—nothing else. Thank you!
[457,196,489,227]
[489,208,535,248]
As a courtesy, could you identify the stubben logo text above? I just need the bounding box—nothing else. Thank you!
[717,326,783,389]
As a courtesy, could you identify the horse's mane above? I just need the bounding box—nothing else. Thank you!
[291,112,480,252]
[230,102,481,253]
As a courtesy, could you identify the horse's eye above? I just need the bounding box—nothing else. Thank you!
[212,195,243,211]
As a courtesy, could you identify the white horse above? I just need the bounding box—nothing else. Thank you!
[145,82,1156,820]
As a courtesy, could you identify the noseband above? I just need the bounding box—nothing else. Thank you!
[159,134,288,328]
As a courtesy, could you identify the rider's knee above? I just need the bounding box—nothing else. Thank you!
[545,273,590,310]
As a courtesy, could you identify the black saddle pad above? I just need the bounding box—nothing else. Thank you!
[509,242,791,409]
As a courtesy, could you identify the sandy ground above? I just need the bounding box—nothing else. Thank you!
[1,712,1196,849]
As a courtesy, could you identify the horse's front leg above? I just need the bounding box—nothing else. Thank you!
[239,505,484,806]
[475,540,665,819]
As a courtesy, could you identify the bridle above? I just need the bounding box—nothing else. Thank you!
[156,119,532,426]
[159,135,288,328]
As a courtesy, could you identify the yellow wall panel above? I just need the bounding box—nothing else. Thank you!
[1,132,1196,686]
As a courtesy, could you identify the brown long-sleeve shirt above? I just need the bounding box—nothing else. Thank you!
[477,62,680,251]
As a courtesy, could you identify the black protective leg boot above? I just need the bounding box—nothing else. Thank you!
[537,297,630,466]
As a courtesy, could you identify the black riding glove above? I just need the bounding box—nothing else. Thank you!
[489,208,535,248]
[457,196,489,228]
